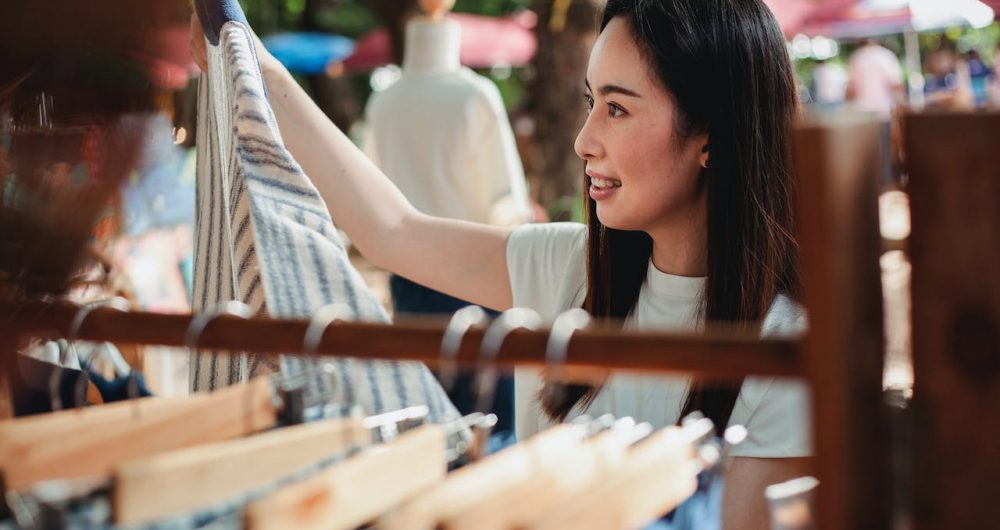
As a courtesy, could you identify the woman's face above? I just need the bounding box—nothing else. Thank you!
[575,17,707,234]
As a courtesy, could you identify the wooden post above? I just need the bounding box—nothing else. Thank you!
[794,116,890,529]
[905,111,1000,530]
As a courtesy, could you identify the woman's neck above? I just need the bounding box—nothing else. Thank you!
[402,19,461,74]
[647,200,709,278]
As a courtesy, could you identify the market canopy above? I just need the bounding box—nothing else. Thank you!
[765,0,861,35]
[797,0,996,38]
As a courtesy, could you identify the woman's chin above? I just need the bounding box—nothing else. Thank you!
[594,210,639,232]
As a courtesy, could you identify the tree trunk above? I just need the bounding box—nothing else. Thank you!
[301,0,361,132]
[528,0,601,219]
[366,0,420,65]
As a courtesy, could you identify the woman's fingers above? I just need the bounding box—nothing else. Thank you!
[188,11,286,80]
[189,13,209,73]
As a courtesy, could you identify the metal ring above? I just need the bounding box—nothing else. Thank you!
[474,308,543,414]
[439,306,489,394]
[302,303,353,355]
[51,299,131,411]
[543,308,591,405]
[295,303,357,411]
[184,301,254,348]
[67,297,131,343]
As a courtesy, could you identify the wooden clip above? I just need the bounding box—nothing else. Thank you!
[525,426,699,530]
[376,423,584,530]
[246,423,447,530]
[0,395,203,444]
[1,377,277,490]
[443,422,645,530]
[113,415,369,525]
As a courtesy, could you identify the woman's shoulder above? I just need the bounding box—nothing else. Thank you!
[507,222,588,265]
[506,223,588,319]
[731,376,813,458]
[762,293,808,337]
[726,294,812,457]
[510,221,588,242]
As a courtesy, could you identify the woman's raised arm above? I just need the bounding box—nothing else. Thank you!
[190,13,515,311]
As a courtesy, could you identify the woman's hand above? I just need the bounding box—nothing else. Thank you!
[189,13,209,73]
[189,12,284,76]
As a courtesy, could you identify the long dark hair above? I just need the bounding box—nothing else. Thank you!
[540,0,801,432]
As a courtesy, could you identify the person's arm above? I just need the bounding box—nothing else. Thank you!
[722,457,813,530]
[190,14,514,311]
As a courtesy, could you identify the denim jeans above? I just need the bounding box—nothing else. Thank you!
[644,466,723,530]
[389,275,514,435]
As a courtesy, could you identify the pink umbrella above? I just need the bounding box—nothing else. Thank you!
[342,11,537,72]
[765,0,861,35]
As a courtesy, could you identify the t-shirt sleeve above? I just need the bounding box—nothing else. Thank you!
[728,295,812,457]
[505,222,587,320]
[729,378,813,458]
[508,223,587,440]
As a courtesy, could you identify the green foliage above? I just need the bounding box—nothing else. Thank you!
[240,0,533,36]
[319,3,379,38]
[924,22,999,63]
[453,0,532,16]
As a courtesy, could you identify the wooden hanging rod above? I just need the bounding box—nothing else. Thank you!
[1,302,802,380]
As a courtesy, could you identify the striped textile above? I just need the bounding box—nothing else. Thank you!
[191,21,459,424]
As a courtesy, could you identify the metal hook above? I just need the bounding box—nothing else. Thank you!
[70,297,132,374]
[360,405,430,448]
[186,302,255,430]
[184,301,254,349]
[439,306,490,395]
[49,299,130,411]
[298,303,355,414]
[542,308,591,408]
[474,308,543,415]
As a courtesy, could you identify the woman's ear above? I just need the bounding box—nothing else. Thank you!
[699,142,710,170]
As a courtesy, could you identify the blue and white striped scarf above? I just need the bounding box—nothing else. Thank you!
[192,22,458,424]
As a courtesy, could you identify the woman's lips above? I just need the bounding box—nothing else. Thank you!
[588,171,621,201]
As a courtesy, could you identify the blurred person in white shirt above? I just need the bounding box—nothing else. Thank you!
[811,58,849,106]
[847,38,904,117]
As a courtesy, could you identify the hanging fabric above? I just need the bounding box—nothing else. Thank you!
[192,18,458,423]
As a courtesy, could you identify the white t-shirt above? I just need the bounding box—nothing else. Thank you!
[507,222,812,458]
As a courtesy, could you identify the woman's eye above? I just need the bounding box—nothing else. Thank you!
[584,94,595,111]
[608,103,626,118]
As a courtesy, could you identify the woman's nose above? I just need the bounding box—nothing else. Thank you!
[574,114,602,162]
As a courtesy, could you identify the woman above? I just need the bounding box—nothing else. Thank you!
[192,0,810,526]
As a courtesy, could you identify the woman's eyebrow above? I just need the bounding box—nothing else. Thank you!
[584,79,642,98]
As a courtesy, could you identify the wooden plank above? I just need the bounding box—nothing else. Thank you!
[905,111,1000,530]
[795,115,890,530]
